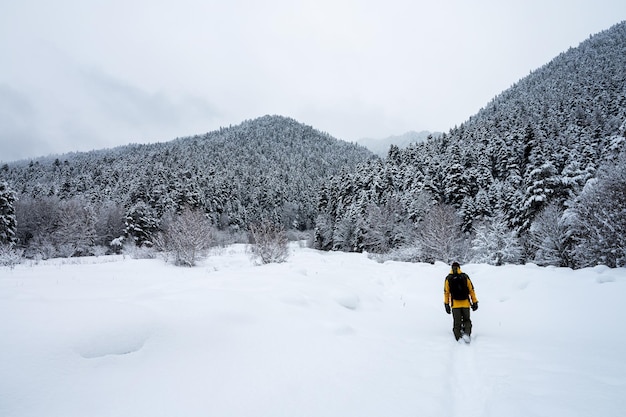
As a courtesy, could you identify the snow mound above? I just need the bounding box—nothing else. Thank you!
[331,290,360,310]
[75,326,151,359]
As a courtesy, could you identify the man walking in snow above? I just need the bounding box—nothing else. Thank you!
[444,262,478,342]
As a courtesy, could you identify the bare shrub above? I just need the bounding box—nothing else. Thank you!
[122,241,157,260]
[0,244,23,268]
[368,245,423,263]
[247,220,289,265]
[24,235,59,260]
[156,208,216,266]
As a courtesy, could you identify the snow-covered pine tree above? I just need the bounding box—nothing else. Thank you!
[0,181,17,246]
[569,152,626,268]
[332,204,361,252]
[359,196,416,253]
[124,201,160,247]
[459,196,476,233]
[521,144,559,231]
[313,213,334,251]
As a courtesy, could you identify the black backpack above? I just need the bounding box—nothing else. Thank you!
[448,273,469,300]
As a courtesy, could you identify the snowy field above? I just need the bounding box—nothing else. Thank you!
[1,244,625,417]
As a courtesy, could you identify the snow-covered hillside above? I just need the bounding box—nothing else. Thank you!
[1,245,624,417]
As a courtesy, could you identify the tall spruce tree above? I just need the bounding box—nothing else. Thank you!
[0,181,17,246]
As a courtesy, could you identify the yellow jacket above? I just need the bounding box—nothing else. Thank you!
[443,268,478,308]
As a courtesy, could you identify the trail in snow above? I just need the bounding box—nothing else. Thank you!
[446,336,499,417]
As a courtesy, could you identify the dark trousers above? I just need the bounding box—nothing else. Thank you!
[452,307,472,340]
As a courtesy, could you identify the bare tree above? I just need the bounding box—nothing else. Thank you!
[417,203,466,264]
[94,201,125,253]
[471,212,522,266]
[15,196,61,258]
[53,198,97,257]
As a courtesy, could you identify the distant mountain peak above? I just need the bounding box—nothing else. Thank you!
[357,131,441,157]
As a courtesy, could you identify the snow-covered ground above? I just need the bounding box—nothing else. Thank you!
[1,244,625,417]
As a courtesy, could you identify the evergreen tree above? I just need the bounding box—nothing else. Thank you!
[124,201,160,247]
[569,153,626,267]
[521,159,558,231]
[0,181,17,246]
[313,213,334,251]
[459,196,475,233]
[332,205,361,252]
[359,196,416,253]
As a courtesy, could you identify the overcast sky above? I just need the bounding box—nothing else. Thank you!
[1,0,625,162]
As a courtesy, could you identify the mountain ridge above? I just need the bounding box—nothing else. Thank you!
[2,115,374,255]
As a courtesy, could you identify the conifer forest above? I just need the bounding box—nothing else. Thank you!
[1,22,626,268]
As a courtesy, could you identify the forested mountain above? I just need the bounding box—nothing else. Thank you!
[0,115,374,257]
[2,23,626,268]
[314,21,626,268]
